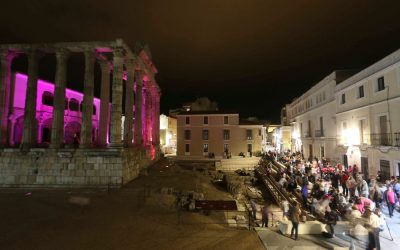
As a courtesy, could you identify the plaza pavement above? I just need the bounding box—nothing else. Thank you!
[256,204,400,249]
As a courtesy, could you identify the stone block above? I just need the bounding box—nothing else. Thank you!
[44,176,55,184]
[36,176,44,184]
[27,175,36,184]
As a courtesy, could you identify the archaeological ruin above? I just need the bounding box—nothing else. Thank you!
[0,39,161,187]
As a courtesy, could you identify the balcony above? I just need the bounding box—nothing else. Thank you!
[395,132,400,147]
[370,133,392,146]
[315,130,324,137]
[303,132,311,138]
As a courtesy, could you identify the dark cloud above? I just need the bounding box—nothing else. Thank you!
[1,0,400,122]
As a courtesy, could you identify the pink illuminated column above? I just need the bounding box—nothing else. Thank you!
[50,49,69,148]
[109,47,124,147]
[123,58,135,147]
[21,48,40,149]
[80,48,95,148]
[151,87,157,145]
[134,71,144,146]
[143,85,152,146]
[0,50,16,147]
[98,60,110,146]
[155,90,161,144]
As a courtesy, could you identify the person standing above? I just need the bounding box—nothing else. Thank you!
[325,210,338,237]
[347,176,357,197]
[301,183,309,210]
[261,204,270,227]
[385,186,398,218]
[289,203,301,240]
[360,178,369,198]
[364,207,381,250]
[341,171,349,197]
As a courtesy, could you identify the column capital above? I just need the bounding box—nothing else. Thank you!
[0,50,18,64]
[113,47,125,58]
[99,60,111,72]
[125,57,136,69]
[25,47,44,59]
[55,48,70,59]
[84,48,95,59]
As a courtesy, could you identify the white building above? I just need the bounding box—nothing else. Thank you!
[285,71,356,161]
[159,114,177,155]
[335,49,400,180]
[282,49,400,180]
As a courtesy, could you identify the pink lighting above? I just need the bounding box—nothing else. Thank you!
[10,73,101,146]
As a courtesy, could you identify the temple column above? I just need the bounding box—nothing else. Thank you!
[143,86,149,145]
[134,71,144,146]
[155,90,161,144]
[8,118,16,146]
[80,49,95,148]
[151,87,157,145]
[21,48,40,149]
[109,47,124,147]
[123,58,135,147]
[50,49,69,148]
[98,61,110,146]
[0,50,16,147]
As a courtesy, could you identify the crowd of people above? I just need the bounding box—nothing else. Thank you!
[259,150,400,249]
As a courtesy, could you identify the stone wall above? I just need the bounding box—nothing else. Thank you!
[0,147,159,188]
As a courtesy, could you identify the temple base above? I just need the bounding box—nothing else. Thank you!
[0,147,158,188]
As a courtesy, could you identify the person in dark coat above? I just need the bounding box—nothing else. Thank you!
[289,203,301,240]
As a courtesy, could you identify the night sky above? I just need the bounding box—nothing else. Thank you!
[1,0,400,123]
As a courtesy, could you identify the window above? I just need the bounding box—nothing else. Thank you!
[377,77,385,91]
[203,116,208,125]
[246,129,253,140]
[184,130,191,140]
[42,91,54,106]
[185,143,190,153]
[185,116,190,125]
[341,93,346,104]
[202,129,209,140]
[93,105,96,115]
[224,116,228,125]
[69,98,79,111]
[258,129,261,136]
[224,143,229,152]
[358,85,364,98]
[223,129,230,140]
[203,143,209,153]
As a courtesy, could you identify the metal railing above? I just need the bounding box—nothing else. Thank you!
[314,130,324,137]
[370,133,392,146]
[394,132,400,147]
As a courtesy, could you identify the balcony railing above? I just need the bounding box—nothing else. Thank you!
[303,132,311,138]
[315,130,324,137]
[394,132,400,147]
[370,133,392,146]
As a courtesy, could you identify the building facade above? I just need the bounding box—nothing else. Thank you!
[159,114,177,155]
[176,112,266,157]
[286,71,355,161]
[282,49,400,179]
[335,49,400,179]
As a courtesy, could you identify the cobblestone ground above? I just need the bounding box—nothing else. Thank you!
[0,159,264,250]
